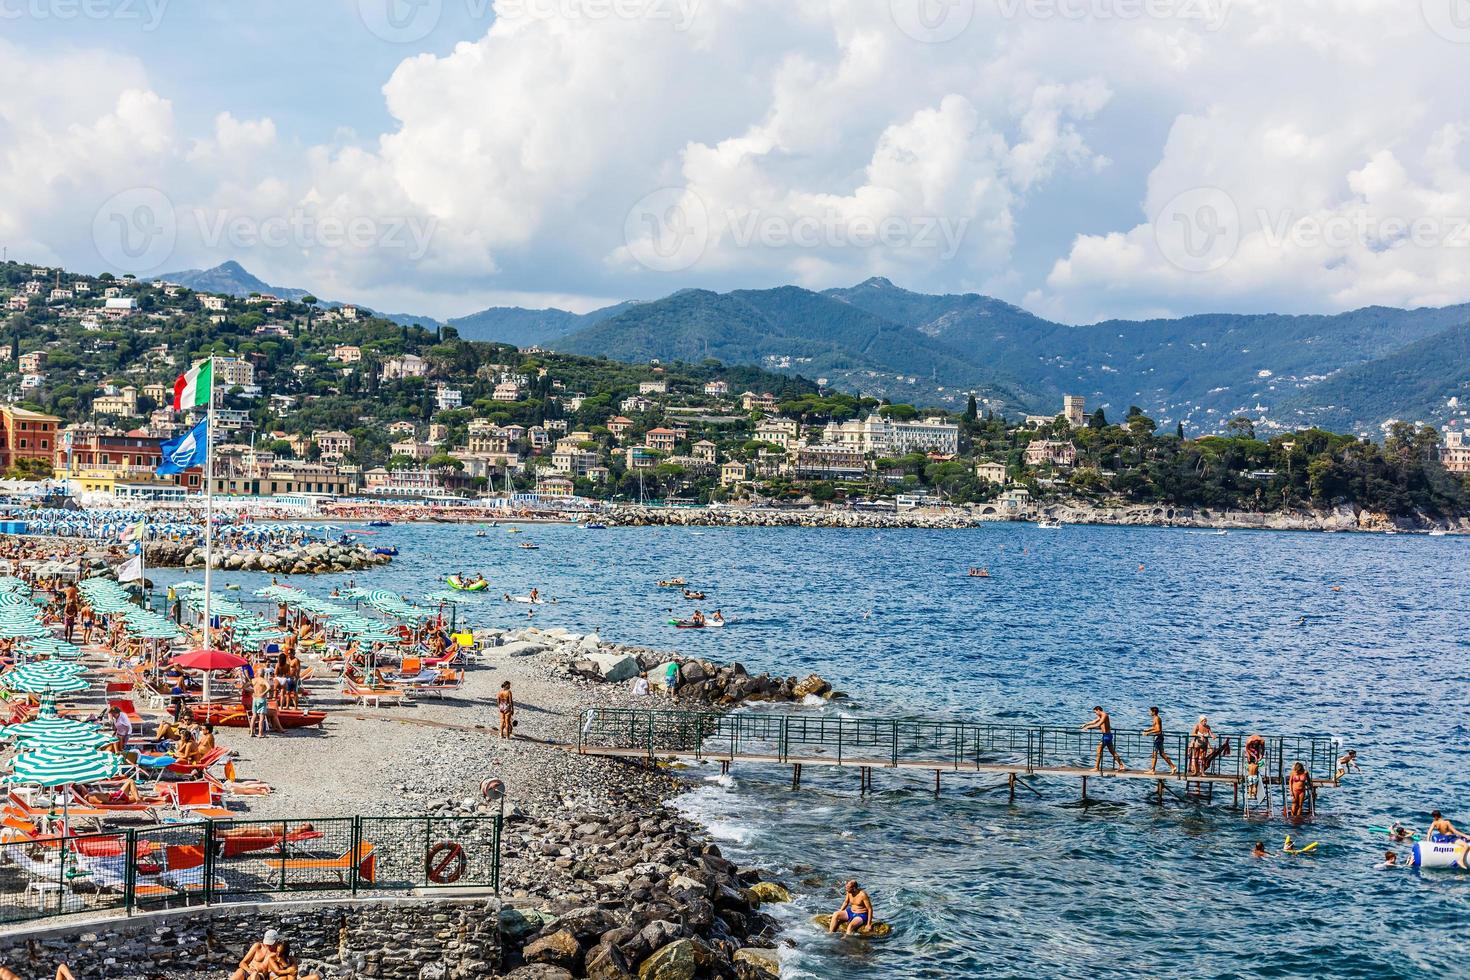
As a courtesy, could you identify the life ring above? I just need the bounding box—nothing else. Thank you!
[426,841,467,884]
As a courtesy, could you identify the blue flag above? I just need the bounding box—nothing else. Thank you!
[157,419,209,476]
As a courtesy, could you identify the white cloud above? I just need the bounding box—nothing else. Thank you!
[4,0,1470,323]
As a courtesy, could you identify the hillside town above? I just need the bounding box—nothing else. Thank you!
[3,261,1468,522]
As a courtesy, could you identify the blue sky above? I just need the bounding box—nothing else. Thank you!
[3,1,1469,322]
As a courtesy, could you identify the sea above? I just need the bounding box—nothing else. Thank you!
[158,521,1470,979]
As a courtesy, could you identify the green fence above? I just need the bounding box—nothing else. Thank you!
[0,813,500,927]
[578,708,1340,787]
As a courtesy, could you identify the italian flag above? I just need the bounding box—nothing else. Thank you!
[172,359,213,411]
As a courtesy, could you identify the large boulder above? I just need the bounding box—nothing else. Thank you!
[650,662,682,692]
[792,674,831,699]
[501,907,559,941]
[748,882,790,904]
[524,929,582,972]
[499,640,548,658]
[505,967,574,980]
[585,652,640,683]
[733,948,781,980]
[637,939,713,980]
[585,942,634,980]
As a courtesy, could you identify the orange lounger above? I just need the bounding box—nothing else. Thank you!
[265,841,375,883]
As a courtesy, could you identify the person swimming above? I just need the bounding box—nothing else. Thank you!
[1428,811,1469,843]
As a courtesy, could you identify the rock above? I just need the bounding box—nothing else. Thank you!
[551,907,621,943]
[500,640,549,658]
[747,882,790,904]
[637,920,684,954]
[585,942,634,980]
[505,967,575,980]
[524,929,582,971]
[733,948,781,980]
[792,674,831,699]
[501,907,559,940]
[650,662,681,691]
[637,938,713,980]
[585,652,640,683]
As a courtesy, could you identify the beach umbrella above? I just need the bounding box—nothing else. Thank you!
[18,638,85,659]
[0,620,48,639]
[1,663,91,695]
[171,648,247,703]
[5,746,121,786]
[2,713,112,751]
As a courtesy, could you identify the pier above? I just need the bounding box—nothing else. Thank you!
[574,709,1345,814]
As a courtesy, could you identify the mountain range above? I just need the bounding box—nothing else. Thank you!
[166,262,1470,435]
[158,261,438,329]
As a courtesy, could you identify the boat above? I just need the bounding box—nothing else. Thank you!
[373,546,399,556]
[474,531,488,538]
[658,578,688,588]
[190,703,326,729]
[447,576,490,592]
[507,527,523,535]
[368,521,392,528]
[584,523,608,530]
[519,543,539,550]
[506,595,546,605]
[1429,529,1448,537]
[1037,518,1064,529]
[670,616,727,629]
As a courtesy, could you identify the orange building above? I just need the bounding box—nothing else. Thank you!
[0,407,60,473]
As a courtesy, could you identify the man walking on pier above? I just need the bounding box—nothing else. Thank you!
[1142,706,1178,775]
[1083,706,1128,773]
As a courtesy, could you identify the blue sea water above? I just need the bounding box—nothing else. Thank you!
[163,522,1470,978]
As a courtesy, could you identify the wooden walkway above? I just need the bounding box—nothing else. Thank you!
[573,708,1344,813]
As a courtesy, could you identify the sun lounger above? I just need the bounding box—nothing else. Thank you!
[165,747,230,777]
[162,781,233,820]
[264,841,375,884]
[341,678,413,707]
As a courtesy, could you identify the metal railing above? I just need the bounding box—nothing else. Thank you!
[578,708,1340,787]
[0,813,500,927]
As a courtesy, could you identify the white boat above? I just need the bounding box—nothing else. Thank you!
[1036,518,1064,529]
[1429,529,1448,537]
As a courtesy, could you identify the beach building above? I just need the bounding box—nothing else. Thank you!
[821,414,960,456]
[754,418,799,450]
[0,407,60,471]
[795,444,866,479]
[627,446,660,470]
[536,476,575,498]
[721,461,749,486]
[1443,431,1470,474]
[551,448,601,476]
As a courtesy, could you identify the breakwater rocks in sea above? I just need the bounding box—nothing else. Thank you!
[497,627,837,706]
[601,506,977,530]
[146,539,394,574]
[431,780,787,980]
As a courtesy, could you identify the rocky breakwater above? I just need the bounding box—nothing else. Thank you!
[602,506,976,530]
[429,780,788,980]
[1039,500,1470,534]
[496,627,838,707]
[143,539,393,574]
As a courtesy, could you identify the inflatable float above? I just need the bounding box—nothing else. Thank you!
[373,546,398,556]
[670,618,727,629]
[190,704,326,729]
[447,576,490,592]
[811,914,891,938]
[506,595,546,604]
[1411,839,1470,870]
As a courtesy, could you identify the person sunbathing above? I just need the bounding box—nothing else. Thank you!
[230,929,284,980]
[82,777,143,806]
[263,940,320,980]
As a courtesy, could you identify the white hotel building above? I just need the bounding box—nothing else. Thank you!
[820,414,960,457]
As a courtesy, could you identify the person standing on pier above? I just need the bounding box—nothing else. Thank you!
[1142,707,1178,775]
[1082,706,1128,773]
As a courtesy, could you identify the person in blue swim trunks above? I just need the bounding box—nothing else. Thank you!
[1082,705,1128,773]
[1428,811,1469,843]
[829,880,875,935]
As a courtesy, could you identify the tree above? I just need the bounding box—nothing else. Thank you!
[1227,416,1256,440]
[964,394,978,421]
[1088,408,1107,429]
[1175,421,1185,440]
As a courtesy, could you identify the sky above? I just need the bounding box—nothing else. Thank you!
[3,0,1470,324]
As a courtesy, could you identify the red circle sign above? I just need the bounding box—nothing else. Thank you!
[426,841,467,884]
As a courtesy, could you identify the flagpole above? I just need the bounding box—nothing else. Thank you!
[203,356,215,664]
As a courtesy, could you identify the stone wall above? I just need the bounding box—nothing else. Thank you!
[0,895,499,980]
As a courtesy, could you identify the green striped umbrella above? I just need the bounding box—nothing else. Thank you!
[0,620,48,639]
[4,746,121,787]
[0,663,91,694]
[3,716,112,751]
[18,638,85,659]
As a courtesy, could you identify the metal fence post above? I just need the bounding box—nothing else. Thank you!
[493,809,503,895]
[351,817,362,897]
[204,821,216,907]
[124,828,137,916]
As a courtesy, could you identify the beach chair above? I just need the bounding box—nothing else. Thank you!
[341,677,412,707]
[162,781,233,820]
[165,746,231,777]
[417,669,465,699]
[108,698,145,727]
[400,656,423,676]
[264,841,375,884]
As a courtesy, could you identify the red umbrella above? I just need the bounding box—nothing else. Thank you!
[171,648,250,704]
[172,649,249,671]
